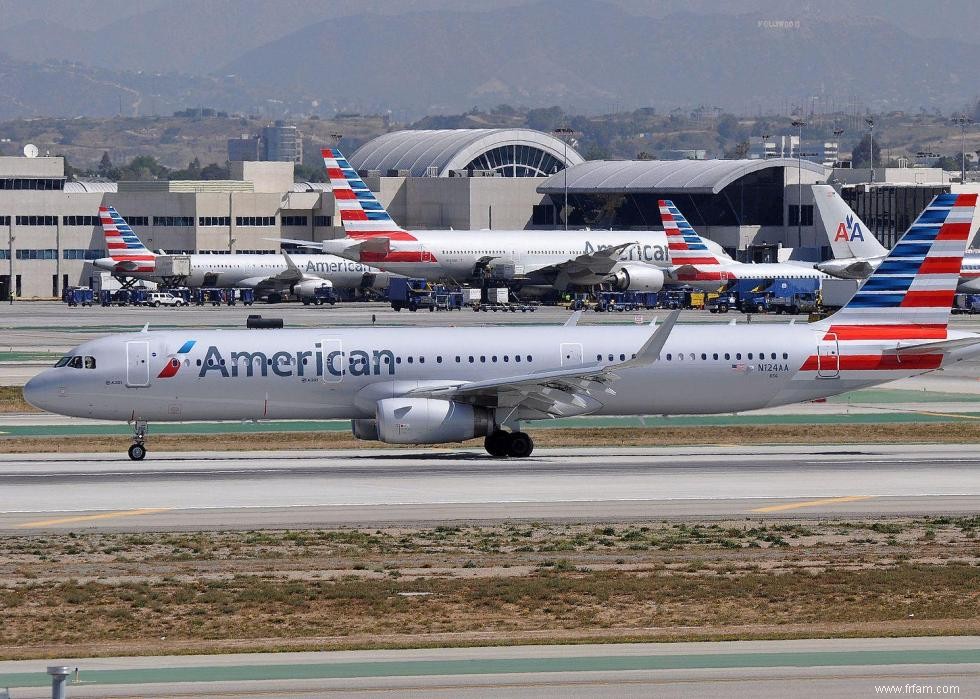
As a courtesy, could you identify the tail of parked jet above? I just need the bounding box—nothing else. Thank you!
[99,205,156,272]
[812,184,888,260]
[322,148,414,240]
[658,200,724,267]
[820,192,977,340]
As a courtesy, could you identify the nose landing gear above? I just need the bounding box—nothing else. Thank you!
[128,419,148,461]
[483,429,534,458]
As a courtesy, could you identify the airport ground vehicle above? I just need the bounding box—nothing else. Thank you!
[770,291,818,315]
[953,293,980,314]
[390,278,437,312]
[301,285,337,306]
[145,292,186,307]
[63,287,94,307]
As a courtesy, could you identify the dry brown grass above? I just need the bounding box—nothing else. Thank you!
[1,516,978,659]
[0,386,35,413]
[2,422,980,454]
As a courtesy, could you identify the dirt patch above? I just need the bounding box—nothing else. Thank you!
[1,516,977,659]
[0,386,36,413]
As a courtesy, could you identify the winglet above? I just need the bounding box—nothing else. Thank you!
[616,309,680,368]
[282,251,300,273]
[564,310,583,327]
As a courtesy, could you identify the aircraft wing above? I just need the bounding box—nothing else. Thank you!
[405,310,679,418]
[530,242,636,285]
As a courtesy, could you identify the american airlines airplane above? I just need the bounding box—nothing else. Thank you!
[277,149,728,292]
[93,206,393,301]
[813,184,980,292]
[24,193,980,460]
[658,200,833,290]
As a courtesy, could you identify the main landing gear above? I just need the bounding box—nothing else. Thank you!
[128,419,148,461]
[484,429,534,458]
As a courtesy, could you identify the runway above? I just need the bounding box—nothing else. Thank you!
[1,637,978,697]
[2,443,979,531]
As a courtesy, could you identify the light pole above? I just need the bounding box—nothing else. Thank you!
[833,128,844,167]
[553,127,576,231]
[954,116,971,183]
[7,227,14,304]
[865,117,876,183]
[791,119,806,248]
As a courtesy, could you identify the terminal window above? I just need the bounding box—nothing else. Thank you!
[62,215,99,226]
[198,216,231,226]
[15,215,57,226]
[235,216,276,226]
[788,205,814,227]
[127,216,150,226]
[0,178,65,190]
[153,216,194,227]
[0,250,8,259]
[0,216,9,225]
[314,215,332,227]
[282,215,309,226]
[16,249,57,260]
[63,249,104,260]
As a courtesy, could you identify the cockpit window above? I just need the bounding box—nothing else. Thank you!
[84,356,96,369]
[68,356,83,369]
[55,356,71,368]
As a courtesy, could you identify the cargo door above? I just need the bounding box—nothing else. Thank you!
[126,341,150,387]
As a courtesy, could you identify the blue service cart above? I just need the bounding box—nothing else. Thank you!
[64,287,94,307]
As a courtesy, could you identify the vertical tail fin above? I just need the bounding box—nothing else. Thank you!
[321,148,412,239]
[100,205,156,271]
[658,200,722,266]
[824,193,977,338]
[812,184,888,259]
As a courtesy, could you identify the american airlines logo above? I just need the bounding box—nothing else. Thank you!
[834,215,865,242]
[305,260,372,273]
[198,344,395,379]
[585,241,668,263]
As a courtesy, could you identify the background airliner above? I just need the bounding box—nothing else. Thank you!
[25,193,980,461]
[94,206,393,301]
[278,149,727,292]
[813,184,980,292]
[658,200,833,290]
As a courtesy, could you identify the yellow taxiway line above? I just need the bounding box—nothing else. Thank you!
[16,508,171,528]
[751,495,873,513]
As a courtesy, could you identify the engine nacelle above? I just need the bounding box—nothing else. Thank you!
[292,278,333,299]
[375,398,492,444]
[351,418,379,441]
[607,264,665,292]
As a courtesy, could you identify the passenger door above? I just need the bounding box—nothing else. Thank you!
[126,341,150,387]
[817,334,840,379]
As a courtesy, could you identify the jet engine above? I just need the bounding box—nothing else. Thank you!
[374,398,492,444]
[292,278,333,299]
[607,265,665,292]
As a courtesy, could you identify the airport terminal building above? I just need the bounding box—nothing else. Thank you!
[2,127,977,298]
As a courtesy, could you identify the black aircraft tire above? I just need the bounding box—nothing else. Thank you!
[128,444,146,461]
[484,431,510,457]
[506,432,534,458]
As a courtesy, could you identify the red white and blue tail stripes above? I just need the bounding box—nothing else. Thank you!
[658,200,722,266]
[321,148,415,241]
[100,205,155,272]
[823,193,977,340]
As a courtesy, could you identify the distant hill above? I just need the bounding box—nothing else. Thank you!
[1,0,979,119]
[224,0,980,115]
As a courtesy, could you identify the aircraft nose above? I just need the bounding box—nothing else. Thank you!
[22,371,58,412]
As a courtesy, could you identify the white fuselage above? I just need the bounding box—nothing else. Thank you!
[94,254,390,290]
[353,230,676,282]
[24,324,977,426]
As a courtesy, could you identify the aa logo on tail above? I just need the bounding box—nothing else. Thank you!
[834,214,865,242]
